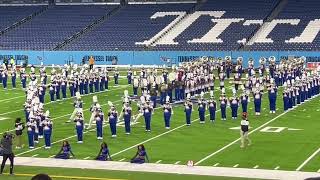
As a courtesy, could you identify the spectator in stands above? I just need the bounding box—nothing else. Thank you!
[0,132,14,175]
[31,174,52,180]
[54,141,75,159]
[95,142,112,161]
[130,144,149,164]
[89,56,95,70]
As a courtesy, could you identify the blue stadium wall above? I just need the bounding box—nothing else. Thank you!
[1,50,320,68]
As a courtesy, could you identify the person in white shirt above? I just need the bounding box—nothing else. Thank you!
[240,112,251,148]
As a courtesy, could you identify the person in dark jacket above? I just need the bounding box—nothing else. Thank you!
[0,132,14,175]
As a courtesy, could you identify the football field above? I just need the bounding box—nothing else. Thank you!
[0,72,320,179]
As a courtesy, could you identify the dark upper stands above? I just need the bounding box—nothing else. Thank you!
[63,4,195,51]
[0,6,44,32]
[0,0,319,51]
[0,5,116,50]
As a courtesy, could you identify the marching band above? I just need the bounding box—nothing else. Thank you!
[0,55,317,150]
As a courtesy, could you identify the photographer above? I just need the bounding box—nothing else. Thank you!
[0,132,14,175]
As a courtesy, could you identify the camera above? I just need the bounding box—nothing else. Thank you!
[3,132,14,139]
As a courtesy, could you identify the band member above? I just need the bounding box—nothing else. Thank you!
[198,92,206,123]
[253,86,262,115]
[143,96,153,132]
[49,83,55,102]
[74,111,84,143]
[26,113,36,149]
[43,110,53,149]
[114,68,119,86]
[240,113,251,148]
[127,68,132,84]
[119,90,132,135]
[268,81,277,113]
[11,66,17,89]
[160,82,167,105]
[87,96,100,129]
[68,92,83,123]
[240,87,249,113]
[230,89,240,120]
[219,88,228,120]
[184,93,193,126]
[283,83,289,111]
[208,91,216,123]
[108,101,118,138]
[95,142,112,161]
[163,96,173,129]
[14,118,24,149]
[95,104,104,140]
[133,73,139,97]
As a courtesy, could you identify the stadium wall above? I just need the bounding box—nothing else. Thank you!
[0,50,320,68]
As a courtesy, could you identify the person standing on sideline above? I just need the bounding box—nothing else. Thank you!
[89,56,95,70]
[240,113,251,148]
[0,132,14,175]
[14,118,24,149]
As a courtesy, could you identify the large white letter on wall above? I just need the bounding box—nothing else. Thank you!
[249,19,300,44]
[135,12,187,46]
[188,18,244,43]
[136,11,226,46]
[286,19,320,43]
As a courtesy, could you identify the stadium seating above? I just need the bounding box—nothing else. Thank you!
[0,5,117,50]
[247,0,320,51]
[1,0,320,51]
[0,6,44,32]
[63,3,195,51]
[152,0,279,51]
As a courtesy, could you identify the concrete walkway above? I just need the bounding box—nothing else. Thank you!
[1,157,319,180]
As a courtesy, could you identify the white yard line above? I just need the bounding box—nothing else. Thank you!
[119,158,126,162]
[16,114,127,156]
[83,156,91,160]
[274,166,280,170]
[296,147,320,171]
[174,161,180,165]
[0,95,25,102]
[254,165,259,169]
[233,164,239,168]
[195,94,320,166]
[49,155,55,158]
[0,87,128,135]
[155,160,162,164]
[213,163,219,166]
[31,154,39,157]
[110,113,211,158]
[317,169,320,172]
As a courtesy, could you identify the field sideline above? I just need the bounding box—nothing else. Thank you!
[0,71,320,179]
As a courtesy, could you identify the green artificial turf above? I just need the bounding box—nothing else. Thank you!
[0,68,319,178]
